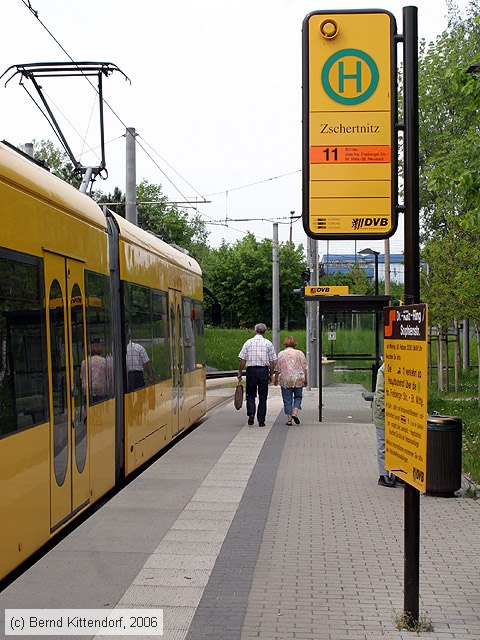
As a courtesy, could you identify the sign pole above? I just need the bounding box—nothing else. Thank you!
[318,307,323,422]
[403,5,420,626]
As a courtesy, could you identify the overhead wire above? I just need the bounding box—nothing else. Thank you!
[19,81,69,153]
[79,92,99,163]
[19,0,209,203]
[17,0,300,244]
[39,85,102,164]
[137,135,206,202]
[205,169,300,196]
[20,1,129,129]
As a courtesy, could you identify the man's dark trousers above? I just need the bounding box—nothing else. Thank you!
[246,366,270,424]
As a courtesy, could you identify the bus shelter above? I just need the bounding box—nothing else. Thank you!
[303,294,390,422]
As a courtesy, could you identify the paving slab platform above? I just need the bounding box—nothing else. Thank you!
[1,383,479,640]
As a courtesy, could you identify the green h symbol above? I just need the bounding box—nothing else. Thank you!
[322,49,379,105]
[338,60,362,93]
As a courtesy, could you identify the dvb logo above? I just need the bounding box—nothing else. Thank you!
[364,217,388,227]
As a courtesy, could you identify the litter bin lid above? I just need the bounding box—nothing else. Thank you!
[427,414,462,430]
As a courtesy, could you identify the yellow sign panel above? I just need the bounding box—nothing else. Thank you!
[302,10,397,240]
[384,304,428,491]
[304,285,349,296]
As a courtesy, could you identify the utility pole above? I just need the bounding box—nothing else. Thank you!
[272,223,280,355]
[126,127,137,225]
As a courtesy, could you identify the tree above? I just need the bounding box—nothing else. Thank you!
[278,241,309,329]
[418,1,480,401]
[136,180,209,260]
[22,139,81,188]
[20,140,208,259]
[95,186,125,217]
[419,2,480,238]
[94,179,209,260]
[418,1,480,247]
[202,233,306,329]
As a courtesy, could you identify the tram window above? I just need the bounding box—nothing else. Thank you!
[194,301,206,367]
[85,271,114,403]
[0,252,48,437]
[49,279,68,487]
[152,291,170,381]
[124,282,153,390]
[182,298,196,373]
[124,283,173,388]
[71,283,87,473]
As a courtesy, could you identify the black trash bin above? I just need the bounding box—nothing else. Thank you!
[426,414,462,497]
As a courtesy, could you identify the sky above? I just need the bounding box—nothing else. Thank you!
[1,0,471,258]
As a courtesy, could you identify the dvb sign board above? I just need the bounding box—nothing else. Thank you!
[302,10,398,239]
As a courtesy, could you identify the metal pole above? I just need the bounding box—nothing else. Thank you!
[384,238,391,296]
[312,239,319,388]
[313,240,321,417]
[403,5,420,627]
[374,252,380,391]
[318,308,323,422]
[272,223,280,355]
[79,167,94,193]
[306,237,318,389]
[306,291,311,390]
[126,127,137,225]
[404,9,420,306]
[98,71,106,171]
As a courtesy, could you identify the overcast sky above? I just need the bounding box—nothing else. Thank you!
[1,0,471,257]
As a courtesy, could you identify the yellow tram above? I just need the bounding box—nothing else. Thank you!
[0,141,206,581]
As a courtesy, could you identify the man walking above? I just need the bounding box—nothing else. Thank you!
[237,323,276,427]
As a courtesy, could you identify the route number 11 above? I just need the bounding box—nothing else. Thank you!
[323,147,338,161]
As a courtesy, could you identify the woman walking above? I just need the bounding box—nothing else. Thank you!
[274,336,308,425]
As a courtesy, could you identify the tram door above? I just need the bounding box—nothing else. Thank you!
[169,289,185,437]
[44,253,90,532]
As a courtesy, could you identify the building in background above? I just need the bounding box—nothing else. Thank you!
[322,253,405,284]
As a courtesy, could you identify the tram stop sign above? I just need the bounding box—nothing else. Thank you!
[302,10,398,240]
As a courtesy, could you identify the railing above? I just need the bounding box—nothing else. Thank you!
[206,370,237,379]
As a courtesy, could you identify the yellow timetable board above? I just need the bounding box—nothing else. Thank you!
[383,304,428,491]
[302,10,398,240]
